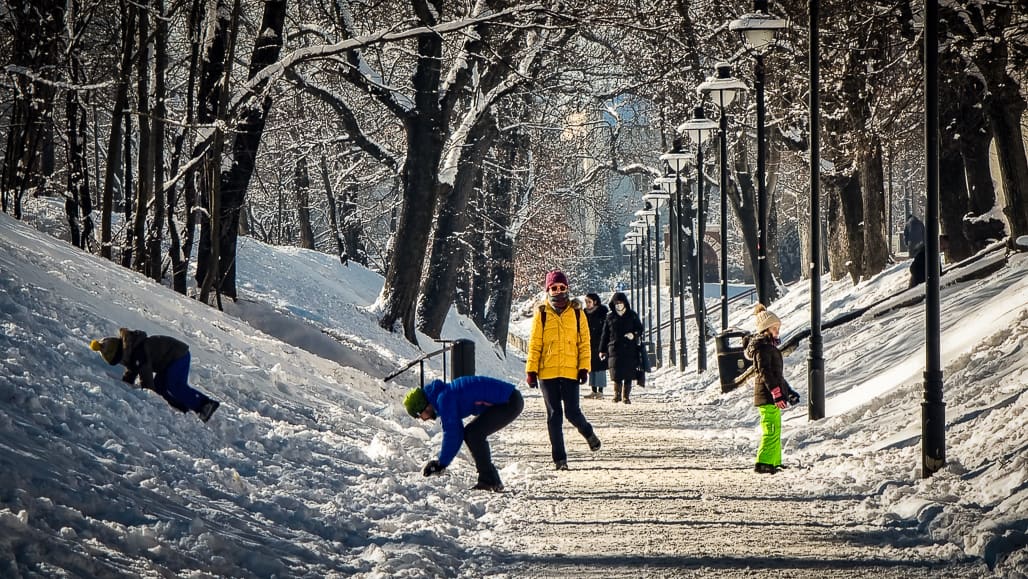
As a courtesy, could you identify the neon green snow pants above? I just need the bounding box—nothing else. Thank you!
[756,404,782,466]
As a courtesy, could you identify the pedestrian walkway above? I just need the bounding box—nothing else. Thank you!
[482,392,987,578]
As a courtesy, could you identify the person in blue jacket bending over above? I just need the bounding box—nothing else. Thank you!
[403,376,524,492]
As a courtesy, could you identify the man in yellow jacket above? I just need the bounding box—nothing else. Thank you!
[525,270,602,470]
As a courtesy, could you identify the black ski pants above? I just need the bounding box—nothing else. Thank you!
[464,389,524,485]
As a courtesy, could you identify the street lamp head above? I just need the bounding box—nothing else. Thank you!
[697,62,748,108]
[678,106,718,144]
[643,181,671,206]
[729,1,787,52]
[634,207,656,224]
[659,151,695,175]
[654,175,678,194]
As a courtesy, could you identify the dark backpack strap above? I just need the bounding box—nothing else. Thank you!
[541,306,581,337]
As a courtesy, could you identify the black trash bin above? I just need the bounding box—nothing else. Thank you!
[715,330,752,393]
[449,338,475,380]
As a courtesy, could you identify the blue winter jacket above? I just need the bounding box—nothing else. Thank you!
[423,376,517,467]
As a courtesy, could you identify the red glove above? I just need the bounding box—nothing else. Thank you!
[526,372,538,388]
[770,387,788,409]
[578,369,588,384]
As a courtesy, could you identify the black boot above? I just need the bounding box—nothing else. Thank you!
[613,383,622,403]
[623,384,632,404]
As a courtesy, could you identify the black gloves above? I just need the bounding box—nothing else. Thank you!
[526,372,538,388]
[578,369,588,384]
[422,460,445,477]
[786,386,801,406]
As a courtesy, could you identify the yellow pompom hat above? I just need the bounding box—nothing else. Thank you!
[89,337,122,365]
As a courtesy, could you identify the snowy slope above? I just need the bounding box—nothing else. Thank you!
[1,200,1027,577]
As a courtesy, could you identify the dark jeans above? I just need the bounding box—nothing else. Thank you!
[464,389,524,485]
[540,377,595,463]
[154,353,212,413]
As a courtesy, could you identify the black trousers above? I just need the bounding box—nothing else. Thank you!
[540,377,595,463]
[464,389,524,485]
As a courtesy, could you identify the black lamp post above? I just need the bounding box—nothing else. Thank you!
[698,63,747,331]
[631,216,651,349]
[923,0,945,478]
[647,183,674,366]
[808,0,825,420]
[622,237,636,306]
[679,107,718,372]
[659,148,694,370]
[634,205,658,364]
[730,0,786,307]
[641,193,667,367]
[626,230,643,309]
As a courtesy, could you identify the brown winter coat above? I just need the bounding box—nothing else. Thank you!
[744,331,790,407]
[118,328,190,391]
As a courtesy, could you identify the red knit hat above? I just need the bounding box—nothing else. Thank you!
[544,270,569,289]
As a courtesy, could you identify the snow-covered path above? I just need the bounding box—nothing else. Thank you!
[481,393,990,578]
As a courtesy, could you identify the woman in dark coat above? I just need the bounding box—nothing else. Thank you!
[597,292,644,404]
[583,293,609,399]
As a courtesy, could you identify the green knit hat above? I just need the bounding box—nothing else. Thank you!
[403,387,428,418]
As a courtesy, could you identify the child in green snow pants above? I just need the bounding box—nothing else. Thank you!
[757,404,782,467]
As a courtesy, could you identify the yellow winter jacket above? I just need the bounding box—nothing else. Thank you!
[525,299,591,380]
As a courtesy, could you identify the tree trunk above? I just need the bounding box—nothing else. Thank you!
[728,138,759,287]
[121,110,134,267]
[194,0,235,292]
[145,0,168,281]
[479,128,522,350]
[1,0,63,218]
[824,170,863,284]
[294,156,315,250]
[319,155,347,262]
[857,135,888,279]
[417,117,498,338]
[200,0,287,299]
[377,27,446,343]
[132,3,152,273]
[101,1,135,260]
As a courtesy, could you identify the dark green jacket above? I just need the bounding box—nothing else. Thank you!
[119,328,189,391]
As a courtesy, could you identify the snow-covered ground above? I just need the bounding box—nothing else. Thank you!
[1,201,1026,577]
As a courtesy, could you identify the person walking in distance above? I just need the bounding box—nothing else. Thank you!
[903,213,925,254]
[525,270,602,470]
[583,293,609,399]
[597,292,644,404]
[743,304,799,474]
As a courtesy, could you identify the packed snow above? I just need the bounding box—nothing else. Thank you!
[1,201,1026,577]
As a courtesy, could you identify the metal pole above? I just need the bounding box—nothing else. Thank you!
[888,144,894,254]
[695,146,707,372]
[808,0,825,421]
[668,197,677,365]
[645,221,654,352]
[653,208,663,367]
[922,0,945,478]
[677,175,689,369]
[719,99,730,331]
[755,52,769,306]
[627,244,635,305]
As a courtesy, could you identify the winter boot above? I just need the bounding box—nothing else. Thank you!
[623,385,632,404]
[613,383,622,403]
[197,400,220,422]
